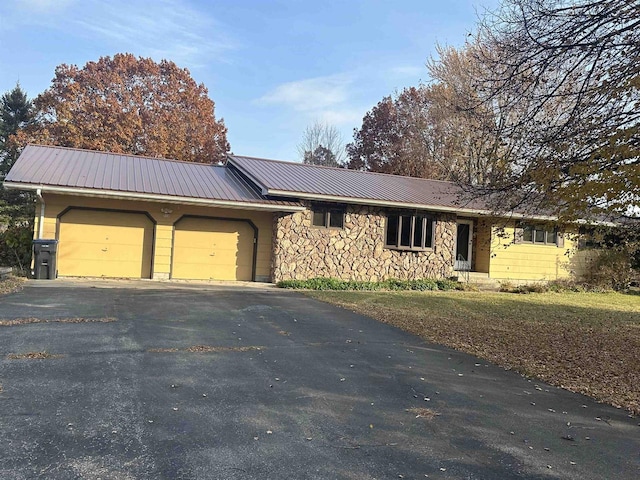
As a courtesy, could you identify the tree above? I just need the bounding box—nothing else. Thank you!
[0,83,35,273]
[346,82,498,183]
[14,53,229,164]
[0,83,33,176]
[346,88,439,177]
[298,121,345,167]
[467,0,640,221]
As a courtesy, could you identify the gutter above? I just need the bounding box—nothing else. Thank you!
[263,188,561,221]
[35,188,44,239]
[3,182,306,213]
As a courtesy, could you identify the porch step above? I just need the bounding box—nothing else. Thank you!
[456,272,501,291]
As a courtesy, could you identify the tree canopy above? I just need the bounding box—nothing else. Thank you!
[15,53,230,164]
[467,0,640,220]
[346,80,500,185]
[298,121,345,167]
[0,83,33,176]
[349,0,639,221]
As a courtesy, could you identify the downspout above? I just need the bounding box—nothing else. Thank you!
[36,188,44,239]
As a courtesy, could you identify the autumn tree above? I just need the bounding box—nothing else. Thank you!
[298,121,345,167]
[467,0,640,220]
[347,88,439,177]
[16,53,230,164]
[346,81,500,183]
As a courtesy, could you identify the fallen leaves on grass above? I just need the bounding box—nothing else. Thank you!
[407,407,440,420]
[0,276,24,296]
[0,317,117,327]
[7,351,65,360]
[148,345,263,353]
[309,291,640,416]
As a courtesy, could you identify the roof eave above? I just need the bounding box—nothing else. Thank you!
[264,188,563,221]
[2,182,305,212]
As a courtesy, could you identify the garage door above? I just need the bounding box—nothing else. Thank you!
[57,209,154,278]
[172,217,255,281]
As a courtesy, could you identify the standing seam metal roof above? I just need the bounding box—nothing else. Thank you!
[228,155,487,211]
[5,145,300,207]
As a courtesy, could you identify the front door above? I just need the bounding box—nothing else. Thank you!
[455,220,473,271]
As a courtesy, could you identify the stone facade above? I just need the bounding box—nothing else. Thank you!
[271,204,457,282]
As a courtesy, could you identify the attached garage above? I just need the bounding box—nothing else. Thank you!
[171,216,256,281]
[57,208,155,279]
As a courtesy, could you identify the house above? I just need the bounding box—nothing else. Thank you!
[4,144,591,283]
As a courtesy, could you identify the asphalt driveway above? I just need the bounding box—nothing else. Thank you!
[0,281,638,479]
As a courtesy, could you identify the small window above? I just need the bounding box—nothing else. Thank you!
[386,215,399,245]
[386,213,434,251]
[519,224,558,245]
[400,216,412,247]
[329,209,344,228]
[312,210,325,227]
[546,230,556,244]
[578,226,599,249]
[311,206,344,229]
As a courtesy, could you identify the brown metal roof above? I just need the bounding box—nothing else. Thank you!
[6,145,301,208]
[228,155,488,213]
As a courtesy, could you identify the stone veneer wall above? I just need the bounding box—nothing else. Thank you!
[271,204,457,282]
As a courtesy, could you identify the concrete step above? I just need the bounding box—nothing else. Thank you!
[456,271,501,291]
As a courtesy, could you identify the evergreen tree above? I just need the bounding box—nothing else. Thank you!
[0,83,33,176]
[0,83,35,273]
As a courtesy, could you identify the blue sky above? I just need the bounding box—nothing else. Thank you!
[0,0,498,162]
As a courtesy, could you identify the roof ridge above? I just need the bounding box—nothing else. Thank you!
[27,143,220,167]
[229,154,458,186]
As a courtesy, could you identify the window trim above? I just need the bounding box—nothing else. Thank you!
[518,224,559,246]
[385,212,435,251]
[311,206,345,229]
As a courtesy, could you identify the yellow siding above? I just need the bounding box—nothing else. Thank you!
[474,219,491,273]
[488,222,579,282]
[38,193,274,281]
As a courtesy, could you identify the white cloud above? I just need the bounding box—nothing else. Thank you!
[258,74,353,112]
[257,74,364,127]
[71,0,238,67]
[8,0,237,68]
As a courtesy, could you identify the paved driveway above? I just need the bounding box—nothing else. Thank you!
[0,281,638,479]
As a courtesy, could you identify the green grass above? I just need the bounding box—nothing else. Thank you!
[307,290,640,415]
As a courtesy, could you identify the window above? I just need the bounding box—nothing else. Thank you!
[386,213,434,250]
[312,207,344,229]
[519,224,558,245]
[578,226,600,249]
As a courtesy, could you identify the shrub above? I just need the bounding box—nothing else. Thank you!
[583,249,636,291]
[276,277,462,291]
[0,224,33,275]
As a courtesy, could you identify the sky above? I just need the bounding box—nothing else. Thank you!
[0,0,499,162]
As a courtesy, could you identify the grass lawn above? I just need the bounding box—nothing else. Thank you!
[306,290,640,416]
